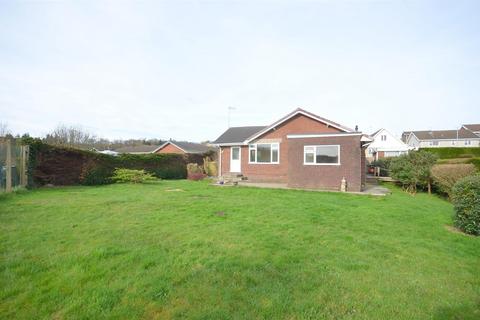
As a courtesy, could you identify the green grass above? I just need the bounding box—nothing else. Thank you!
[421,147,480,159]
[1,181,479,319]
[436,157,480,170]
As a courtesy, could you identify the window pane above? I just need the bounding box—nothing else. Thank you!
[315,146,339,164]
[305,152,314,163]
[232,147,240,160]
[257,144,271,163]
[305,146,314,153]
[272,148,278,162]
[250,149,256,162]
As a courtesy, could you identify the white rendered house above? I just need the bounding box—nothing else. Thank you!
[366,128,411,161]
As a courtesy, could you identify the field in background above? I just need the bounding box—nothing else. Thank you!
[1,181,479,319]
[422,147,480,170]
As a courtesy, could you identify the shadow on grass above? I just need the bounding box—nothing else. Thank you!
[433,303,480,320]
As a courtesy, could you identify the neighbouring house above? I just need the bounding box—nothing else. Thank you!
[155,140,213,155]
[213,108,372,192]
[366,128,411,162]
[402,129,480,149]
[462,124,480,137]
[115,141,214,155]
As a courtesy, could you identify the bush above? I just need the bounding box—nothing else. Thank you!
[371,158,393,177]
[203,159,218,177]
[451,175,480,235]
[187,163,205,180]
[390,150,437,194]
[431,164,477,198]
[468,158,480,170]
[112,168,157,184]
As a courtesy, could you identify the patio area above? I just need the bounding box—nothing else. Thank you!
[234,180,391,196]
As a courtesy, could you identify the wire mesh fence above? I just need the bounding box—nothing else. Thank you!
[0,138,29,193]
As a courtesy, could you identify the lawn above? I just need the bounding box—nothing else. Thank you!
[1,181,479,319]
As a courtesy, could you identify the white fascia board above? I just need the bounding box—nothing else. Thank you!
[418,138,480,141]
[287,133,363,139]
[214,142,247,147]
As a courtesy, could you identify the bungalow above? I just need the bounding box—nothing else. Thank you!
[366,128,411,162]
[213,108,372,192]
[402,129,480,148]
[155,140,213,155]
[115,141,213,155]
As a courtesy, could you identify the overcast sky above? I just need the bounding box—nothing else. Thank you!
[1,0,479,141]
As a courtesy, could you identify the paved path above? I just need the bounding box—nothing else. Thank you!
[234,181,390,196]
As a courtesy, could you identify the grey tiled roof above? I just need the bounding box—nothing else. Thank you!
[167,141,213,154]
[115,145,161,153]
[463,124,480,132]
[410,129,479,140]
[213,126,267,144]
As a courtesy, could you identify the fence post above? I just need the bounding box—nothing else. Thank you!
[6,139,12,192]
[22,145,29,187]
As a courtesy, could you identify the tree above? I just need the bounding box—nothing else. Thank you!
[44,124,96,148]
[390,150,438,194]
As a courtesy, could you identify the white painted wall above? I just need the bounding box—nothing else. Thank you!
[417,139,480,148]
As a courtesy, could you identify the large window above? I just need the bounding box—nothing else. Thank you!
[249,143,279,164]
[304,145,340,165]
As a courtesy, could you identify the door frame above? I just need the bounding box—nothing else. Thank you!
[230,146,241,172]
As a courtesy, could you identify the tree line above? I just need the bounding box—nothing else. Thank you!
[0,122,166,150]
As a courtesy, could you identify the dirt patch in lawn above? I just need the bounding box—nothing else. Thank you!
[444,225,476,237]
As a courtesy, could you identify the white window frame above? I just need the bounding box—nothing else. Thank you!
[303,145,341,166]
[248,143,280,164]
[381,135,387,141]
[465,140,471,145]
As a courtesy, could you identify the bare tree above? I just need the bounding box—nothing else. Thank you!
[0,122,10,137]
[44,124,97,148]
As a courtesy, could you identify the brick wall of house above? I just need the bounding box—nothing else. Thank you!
[220,114,344,181]
[156,143,185,154]
[287,135,364,192]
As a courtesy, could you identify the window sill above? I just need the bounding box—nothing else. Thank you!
[248,162,280,165]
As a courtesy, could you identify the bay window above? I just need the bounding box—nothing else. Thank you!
[304,145,340,165]
[249,143,279,164]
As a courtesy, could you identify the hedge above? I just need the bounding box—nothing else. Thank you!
[451,175,480,236]
[24,139,189,187]
[421,147,480,159]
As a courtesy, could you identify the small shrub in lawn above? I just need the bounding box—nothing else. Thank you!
[187,163,206,180]
[431,164,477,198]
[451,175,480,236]
[112,168,157,184]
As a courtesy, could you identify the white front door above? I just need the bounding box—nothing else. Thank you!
[230,147,241,172]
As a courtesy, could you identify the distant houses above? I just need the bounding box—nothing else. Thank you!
[402,124,480,149]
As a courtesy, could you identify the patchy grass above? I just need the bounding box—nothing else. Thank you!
[1,180,479,319]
